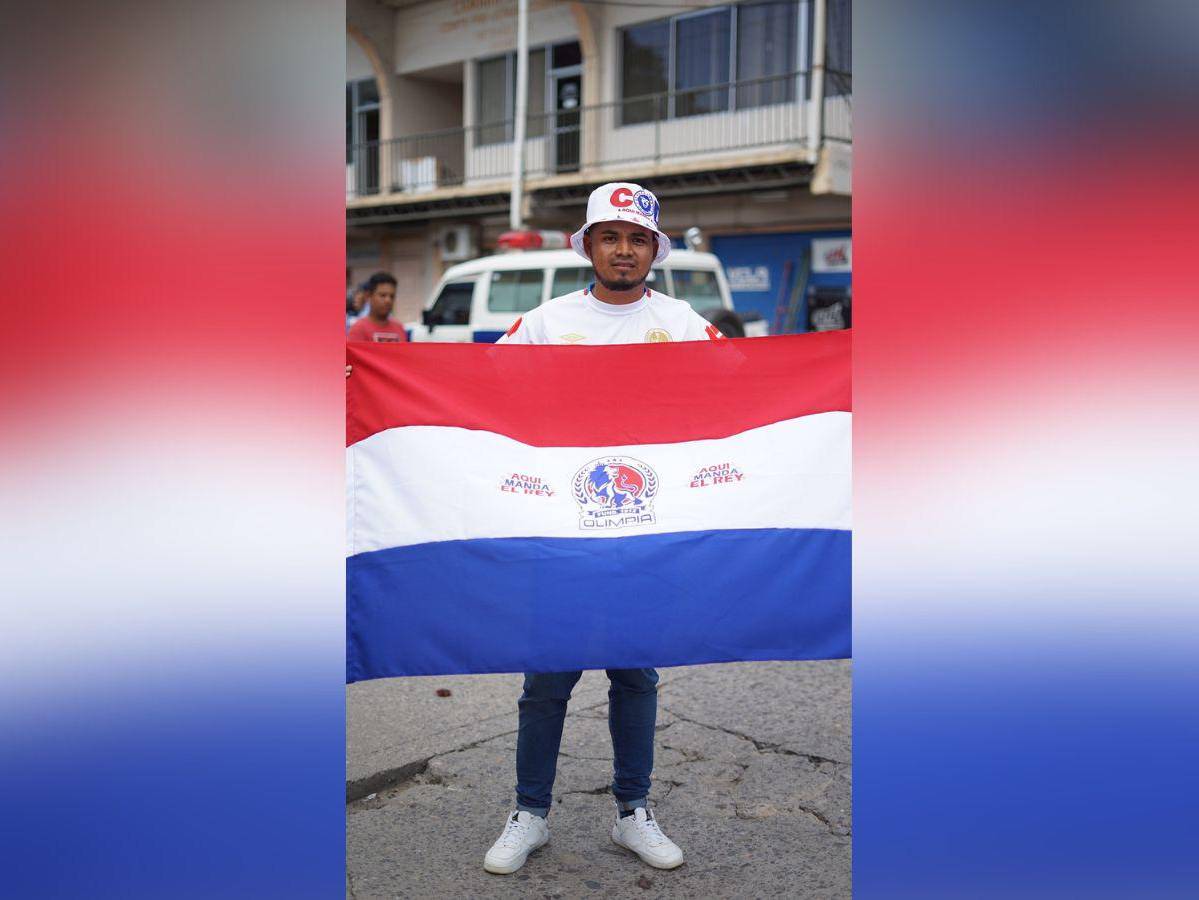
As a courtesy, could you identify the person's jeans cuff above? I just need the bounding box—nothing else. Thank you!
[615,797,647,812]
[516,802,549,818]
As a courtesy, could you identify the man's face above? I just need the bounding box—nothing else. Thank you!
[369,283,396,319]
[584,221,655,293]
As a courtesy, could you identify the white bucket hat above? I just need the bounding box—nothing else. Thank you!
[570,182,672,264]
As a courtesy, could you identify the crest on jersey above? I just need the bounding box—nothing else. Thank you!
[572,456,659,530]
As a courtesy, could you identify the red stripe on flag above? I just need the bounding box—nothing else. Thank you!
[347,330,850,448]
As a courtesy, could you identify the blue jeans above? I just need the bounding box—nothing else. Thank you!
[515,668,658,816]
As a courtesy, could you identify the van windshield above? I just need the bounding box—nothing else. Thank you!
[429,282,474,325]
[671,269,723,312]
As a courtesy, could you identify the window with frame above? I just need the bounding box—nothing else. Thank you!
[620,1,805,125]
[346,78,381,194]
[737,1,799,107]
[488,270,544,313]
[620,21,670,125]
[675,9,731,117]
[346,78,379,159]
[475,49,548,146]
[825,0,851,98]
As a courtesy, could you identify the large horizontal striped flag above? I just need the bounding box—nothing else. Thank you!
[346,330,850,682]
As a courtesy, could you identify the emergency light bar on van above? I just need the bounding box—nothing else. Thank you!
[496,230,569,251]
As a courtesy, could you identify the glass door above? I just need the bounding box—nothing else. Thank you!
[551,73,582,173]
[347,78,380,195]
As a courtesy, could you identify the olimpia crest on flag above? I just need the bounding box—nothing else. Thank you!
[571,456,659,530]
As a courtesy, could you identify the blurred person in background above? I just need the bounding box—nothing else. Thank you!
[346,281,370,334]
[347,272,407,343]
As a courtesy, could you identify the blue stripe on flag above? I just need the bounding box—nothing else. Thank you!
[347,527,850,681]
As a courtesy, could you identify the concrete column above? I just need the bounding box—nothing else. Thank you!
[511,0,529,230]
[807,0,827,159]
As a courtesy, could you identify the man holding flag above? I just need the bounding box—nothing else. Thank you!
[346,181,850,878]
[482,183,719,875]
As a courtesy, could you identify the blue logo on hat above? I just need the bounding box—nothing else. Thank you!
[632,190,659,223]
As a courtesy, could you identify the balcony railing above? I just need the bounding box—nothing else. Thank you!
[346,71,851,200]
[823,69,852,143]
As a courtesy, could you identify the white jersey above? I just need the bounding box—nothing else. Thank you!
[496,285,725,346]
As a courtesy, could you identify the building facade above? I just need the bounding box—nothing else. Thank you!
[347,0,851,331]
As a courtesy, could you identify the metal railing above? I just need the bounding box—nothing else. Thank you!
[823,69,852,144]
[347,70,851,200]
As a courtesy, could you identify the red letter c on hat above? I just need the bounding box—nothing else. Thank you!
[610,187,633,208]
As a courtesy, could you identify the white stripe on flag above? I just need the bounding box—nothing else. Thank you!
[347,412,850,556]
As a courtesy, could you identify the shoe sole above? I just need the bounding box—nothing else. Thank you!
[483,835,548,875]
[611,831,684,870]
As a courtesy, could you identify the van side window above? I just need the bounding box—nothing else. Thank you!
[551,267,591,297]
[671,269,722,312]
[489,270,544,312]
[430,282,474,325]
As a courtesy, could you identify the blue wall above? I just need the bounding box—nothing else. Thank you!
[710,231,851,333]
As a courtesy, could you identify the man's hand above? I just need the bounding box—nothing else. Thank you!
[346,365,352,378]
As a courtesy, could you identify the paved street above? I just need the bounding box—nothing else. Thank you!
[347,660,851,899]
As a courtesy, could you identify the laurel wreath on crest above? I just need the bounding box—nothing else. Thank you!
[642,466,658,500]
[571,467,592,507]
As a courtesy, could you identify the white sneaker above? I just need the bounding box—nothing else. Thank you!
[483,810,549,874]
[611,805,684,869]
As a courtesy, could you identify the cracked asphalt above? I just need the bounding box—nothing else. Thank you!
[347,660,850,899]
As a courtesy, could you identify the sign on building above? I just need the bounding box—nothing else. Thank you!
[725,265,772,292]
[811,238,852,273]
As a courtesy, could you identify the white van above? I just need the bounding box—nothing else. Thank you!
[407,248,767,342]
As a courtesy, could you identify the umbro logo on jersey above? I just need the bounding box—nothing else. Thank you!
[560,333,586,343]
